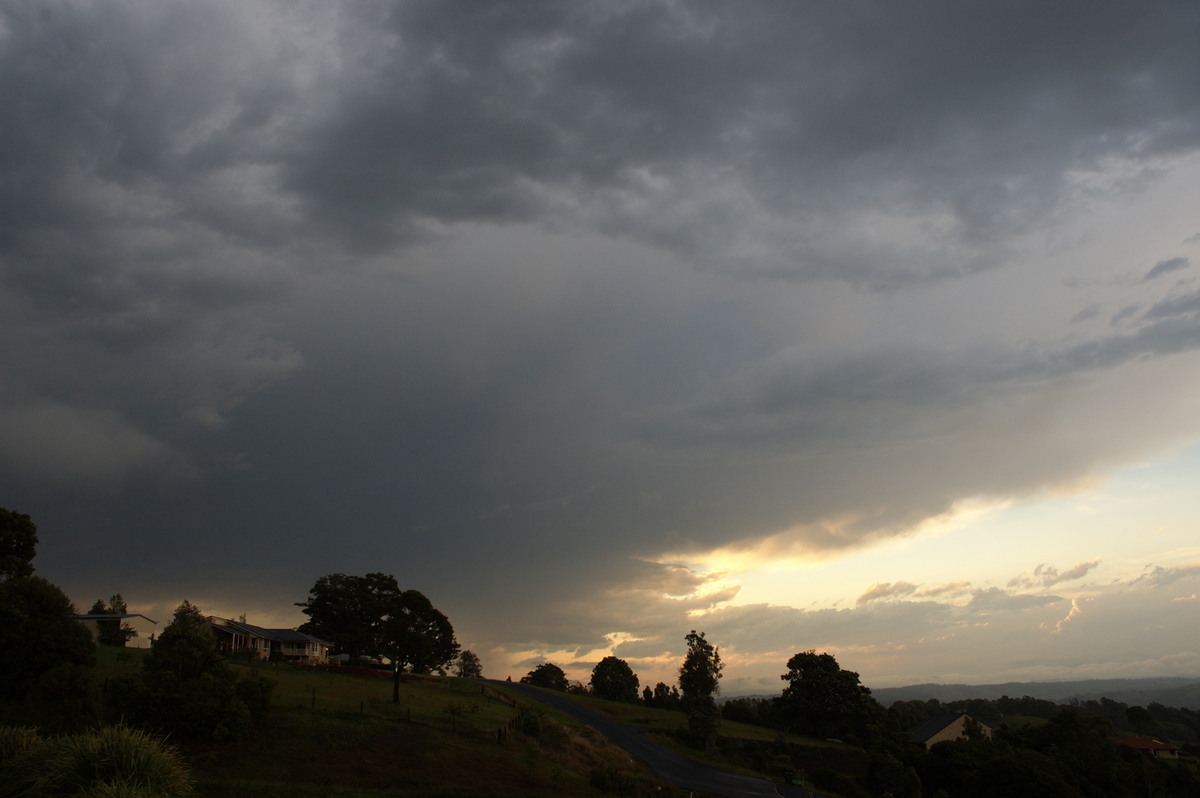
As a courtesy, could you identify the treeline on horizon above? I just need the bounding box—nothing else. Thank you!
[873,677,1200,710]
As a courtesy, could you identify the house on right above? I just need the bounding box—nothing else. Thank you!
[909,712,994,749]
[1114,736,1181,759]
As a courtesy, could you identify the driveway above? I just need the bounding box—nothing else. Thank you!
[496,681,820,798]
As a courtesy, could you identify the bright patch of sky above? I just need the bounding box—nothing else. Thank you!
[726,441,1200,614]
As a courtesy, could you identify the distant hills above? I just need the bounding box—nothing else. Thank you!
[871,676,1200,709]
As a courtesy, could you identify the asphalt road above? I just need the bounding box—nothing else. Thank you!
[496,681,820,798]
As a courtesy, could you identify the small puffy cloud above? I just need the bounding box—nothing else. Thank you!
[1134,562,1200,587]
[857,581,919,605]
[1144,256,1190,281]
[915,580,973,598]
[1008,560,1101,589]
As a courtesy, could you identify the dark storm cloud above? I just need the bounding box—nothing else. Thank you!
[275,0,1200,284]
[4,0,1200,671]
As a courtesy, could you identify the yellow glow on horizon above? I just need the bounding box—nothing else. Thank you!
[648,497,1013,613]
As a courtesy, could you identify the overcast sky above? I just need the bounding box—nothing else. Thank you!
[4,1,1200,693]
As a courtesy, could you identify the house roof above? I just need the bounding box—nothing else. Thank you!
[907,712,985,744]
[1114,736,1180,752]
[208,616,331,647]
[72,613,159,624]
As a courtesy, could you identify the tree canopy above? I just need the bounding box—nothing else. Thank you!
[455,649,483,679]
[379,589,458,675]
[296,572,403,664]
[777,649,881,741]
[679,630,722,700]
[146,599,220,680]
[109,599,274,740]
[679,630,723,750]
[0,506,38,580]
[520,662,569,691]
[644,681,681,710]
[0,508,98,729]
[0,574,95,700]
[297,572,458,704]
[590,656,640,703]
[378,588,459,702]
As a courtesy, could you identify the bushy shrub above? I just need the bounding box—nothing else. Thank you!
[0,724,191,797]
[105,670,273,742]
[28,664,101,733]
[234,673,274,724]
[104,601,275,741]
[516,707,544,739]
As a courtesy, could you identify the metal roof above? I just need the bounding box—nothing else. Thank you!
[71,613,159,624]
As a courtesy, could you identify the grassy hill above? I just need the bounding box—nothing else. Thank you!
[91,648,843,797]
[95,647,664,796]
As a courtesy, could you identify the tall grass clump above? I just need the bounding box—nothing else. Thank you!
[0,724,192,798]
[0,726,42,766]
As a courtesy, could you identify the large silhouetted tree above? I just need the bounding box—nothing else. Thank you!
[296,572,402,664]
[297,572,458,700]
[379,589,459,702]
[777,650,881,741]
[679,630,723,749]
[590,656,640,702]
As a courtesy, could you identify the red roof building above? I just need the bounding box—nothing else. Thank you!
[1114,736,1181,759]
